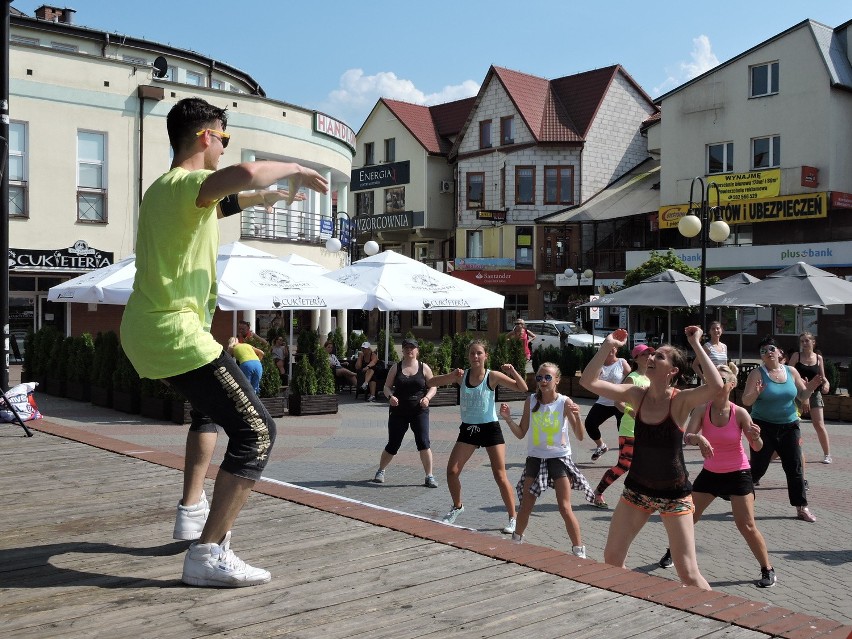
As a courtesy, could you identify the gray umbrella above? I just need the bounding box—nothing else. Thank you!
[712,271,761,293]
[709,262,852,307]
[581,269,726,345]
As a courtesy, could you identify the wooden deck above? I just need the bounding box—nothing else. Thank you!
[1,424,848,639]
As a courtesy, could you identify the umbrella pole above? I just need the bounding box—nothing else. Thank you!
[289,311,294,381]
[385,313,390,362]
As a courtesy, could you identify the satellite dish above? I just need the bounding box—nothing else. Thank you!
[152,56,168,79]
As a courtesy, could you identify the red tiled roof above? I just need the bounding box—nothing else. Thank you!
[641,110,662,130]
[381,97,475,156]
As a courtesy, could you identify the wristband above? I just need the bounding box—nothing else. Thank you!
[220,193,242,217]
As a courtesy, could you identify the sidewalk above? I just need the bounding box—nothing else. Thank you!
[13,373,850,632]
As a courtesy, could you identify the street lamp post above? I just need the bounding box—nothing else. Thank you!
[564,266,594,328]
[677,177,731,329]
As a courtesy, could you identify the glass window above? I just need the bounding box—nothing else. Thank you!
[466,309,489,332]
[707,142,733,174]
[467,230,483,258]
[515,166,535,204]
[467,173,484,209]
[504,294,529,330]
[364,142,374,166]
[750,62,779,98]
[384,138,395,163]
[500,116,514,145]
[9,121,27,218]
[51,41,78,52]
[752,135,780,169]
[77,131,106,222]
[211,79,224,90]
[479,120,491,149]
[515,226,533,268]
[355,191,374,217]
[544,166,573,204]
[185,71,204,86]
[122,54,146,65]
[163,66,176,81]
[410,309,432,328]
[384,186,405,214]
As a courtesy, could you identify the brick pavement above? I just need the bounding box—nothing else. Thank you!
[20,385,852,628]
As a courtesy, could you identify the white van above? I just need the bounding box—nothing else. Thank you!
[524,320,603,351]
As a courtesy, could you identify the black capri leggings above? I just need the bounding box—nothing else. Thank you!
[584,402,623,441]
[166,350,276,482]
[384,409,431,455]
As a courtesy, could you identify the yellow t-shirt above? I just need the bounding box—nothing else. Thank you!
[232,343,260,364]
[120,167,223,379]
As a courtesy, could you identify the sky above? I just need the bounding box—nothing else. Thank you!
[11,1,851,132]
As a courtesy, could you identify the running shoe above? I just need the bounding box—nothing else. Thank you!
[796,506,816,522]
[591,444,609,461]
[823,455,832,464]
[501,517,517,534]
[659,548,673,569]
[372,469,385,483]
[572,545,587,559]
[442,505,464,524]
[757,566,776,588]
[424,475,438,488]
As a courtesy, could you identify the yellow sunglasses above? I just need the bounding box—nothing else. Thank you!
[196,128,230,149]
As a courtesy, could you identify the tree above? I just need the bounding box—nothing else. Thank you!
[623,249,719,288]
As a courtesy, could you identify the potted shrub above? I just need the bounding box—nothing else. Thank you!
[90,331,119,408]
[65,333,95,402]
[427,335,459,406]
[112,345,141,414]
[164,383,193,424]
[493,335,529,403]
[139,377,170,419]
[45,335,72,397]
[258,348,286,417]
[288,340,338,416]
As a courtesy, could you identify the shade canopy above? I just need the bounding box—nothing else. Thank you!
[581,269,725,309]
[708,262,852,308]
[710,272,761,293]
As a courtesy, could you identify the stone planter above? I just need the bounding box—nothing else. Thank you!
[570,375,597,400]
[287,394,337,416]
[822,394,842,421]
[65,380,90,402]
[430,385,459,407]
[495,386,529,403]
[168,400,193,424]
[140,396,168,420]
[112,389,140,414]
[90,385,112,408]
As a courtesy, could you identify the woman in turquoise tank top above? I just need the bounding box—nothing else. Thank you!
[742,337,823,523]
[428,339,528,531]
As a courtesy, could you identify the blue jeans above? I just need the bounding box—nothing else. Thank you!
[165,352,275,482]
[239,359,263,394]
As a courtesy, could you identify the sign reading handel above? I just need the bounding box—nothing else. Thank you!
[351,160,410,191]
[9,240,114,271]
[706,169,781,202]
[658,192,827,230]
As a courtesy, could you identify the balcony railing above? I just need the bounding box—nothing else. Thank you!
[240,205,329,245]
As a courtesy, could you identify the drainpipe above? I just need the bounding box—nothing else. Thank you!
[137,86,165,205]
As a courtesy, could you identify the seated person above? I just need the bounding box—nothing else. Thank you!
[354,341,381,400]
[325,341,357,387]
[271,336,289,378]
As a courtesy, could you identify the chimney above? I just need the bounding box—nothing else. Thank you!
[34,5,76,24]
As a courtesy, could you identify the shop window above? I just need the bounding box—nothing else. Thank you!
[77,131,107,223]
[356,191,374,217]
[515,226,533,268]
[466,309,489,332]
[384,186,405,214]
[504,294,529,330]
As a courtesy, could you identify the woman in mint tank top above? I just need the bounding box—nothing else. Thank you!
[427,339,528,531]
[741,337,823,523]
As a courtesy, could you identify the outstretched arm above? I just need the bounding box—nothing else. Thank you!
[199,161,328,208]
[428,368,464,388]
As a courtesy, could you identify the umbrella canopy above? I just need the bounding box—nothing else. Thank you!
[708,262,852,308]
[710,271,761,293]
[47,241,368,311]
[324,250,505,312]
[580,269,726,344]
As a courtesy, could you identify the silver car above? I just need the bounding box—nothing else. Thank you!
[524,320,603,351]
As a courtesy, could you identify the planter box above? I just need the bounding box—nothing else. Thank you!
[570,375,597,399]
[112,390,140,414]
[90,385,112,408]
[169,400,193,424]
[140,396,168,420]
[65,380,90,402]
[822,395,842,421]
[287,394,337,416]
[495,386,529,403]
[430,385,459,407]
[44,376,66,397]
[263,395,288,418]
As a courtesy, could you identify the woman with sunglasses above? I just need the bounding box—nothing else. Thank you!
[428,339,528,532]
[787,332,832,464]
[659,362,777,588]
[591,343,654,508]
[499,362,594,557]
[580,326,722,590]
[742,337,823,522]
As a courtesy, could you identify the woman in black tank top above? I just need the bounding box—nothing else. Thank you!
[787,332,831,463]
[581,326,725,591]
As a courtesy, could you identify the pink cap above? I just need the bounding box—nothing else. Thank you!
[631,343,655,359]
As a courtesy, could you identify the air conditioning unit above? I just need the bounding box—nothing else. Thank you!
[440,180,454,193]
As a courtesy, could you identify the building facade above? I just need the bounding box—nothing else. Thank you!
[8,5,356,354]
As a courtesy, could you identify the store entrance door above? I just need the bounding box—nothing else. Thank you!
[38,295,67,333]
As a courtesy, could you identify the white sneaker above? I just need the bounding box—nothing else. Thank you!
[173,491,209,540]
[823,455,832,464]
[442,505,464,524]
[572,545,587,559]
[501,517,517,534]
[181,531,271,587]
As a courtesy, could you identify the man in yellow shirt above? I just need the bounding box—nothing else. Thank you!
[121,98,327,587]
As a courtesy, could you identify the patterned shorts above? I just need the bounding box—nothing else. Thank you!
[621,486,695,517]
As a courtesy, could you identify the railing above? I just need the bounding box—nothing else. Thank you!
[240,205,330,245]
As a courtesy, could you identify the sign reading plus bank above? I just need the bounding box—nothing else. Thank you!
[452,270,536,286]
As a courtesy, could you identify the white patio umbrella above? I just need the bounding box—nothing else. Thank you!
[580,269,726,345]
[323,250,505,360]
[46,254,136,304]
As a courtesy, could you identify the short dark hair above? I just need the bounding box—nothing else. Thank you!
[758,335,777,349]
[167,98,228,153]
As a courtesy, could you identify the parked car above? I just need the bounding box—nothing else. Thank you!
[523,320,603,351]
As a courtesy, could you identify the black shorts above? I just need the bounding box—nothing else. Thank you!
[523,456,569,480]
[457,421,504,448]
[691,468,754,498]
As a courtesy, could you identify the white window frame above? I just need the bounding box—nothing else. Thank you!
[750,61,779,98]
[185,70,205,87]
[77,130,107,223]
[9,121,28,218]
[467,230,483,258]
[751,135,780,169]
[707,142,734,174]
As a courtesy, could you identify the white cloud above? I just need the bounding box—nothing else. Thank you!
[653,34,720,96]
[320,68,479,130]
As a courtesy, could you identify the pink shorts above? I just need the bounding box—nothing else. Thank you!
[621,486,695,517]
